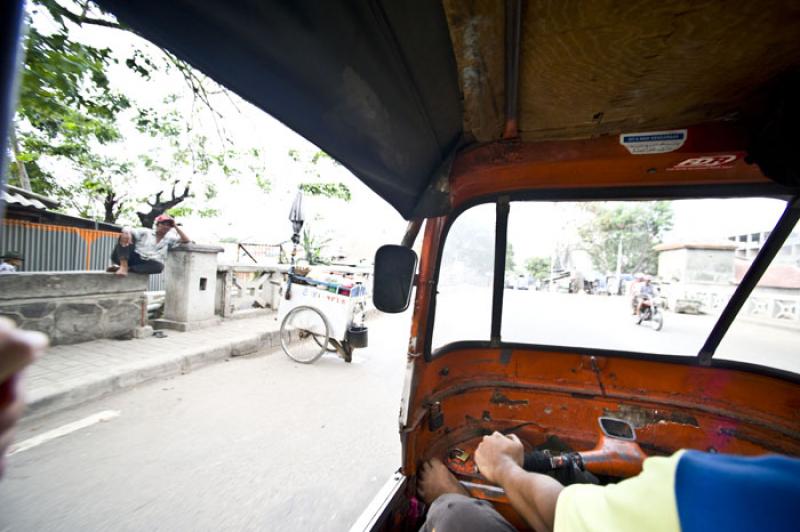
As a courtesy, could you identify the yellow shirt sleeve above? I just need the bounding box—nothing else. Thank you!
[554,451,684,532]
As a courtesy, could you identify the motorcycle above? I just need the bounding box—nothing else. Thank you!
[635,295,663,331]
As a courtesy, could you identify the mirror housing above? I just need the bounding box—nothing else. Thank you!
[373,245,418,313]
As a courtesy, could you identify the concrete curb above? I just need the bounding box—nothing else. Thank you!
[24,329,282,421]
[24,308,385,421]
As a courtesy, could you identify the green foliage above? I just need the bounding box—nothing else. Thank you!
[524,257,551,280]
[310,150,339,166]
[11,19,130,196]
[289,148,350,201]
[298,182,351,201]
[249,148,270,193]
[10,1,257,226]
[578,202,674,275]
[167,206,194,218]
[301,228,331,265]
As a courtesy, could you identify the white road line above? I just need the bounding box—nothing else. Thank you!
[8,410,121,456]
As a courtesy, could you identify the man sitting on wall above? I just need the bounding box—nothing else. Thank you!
[108,214,190,276]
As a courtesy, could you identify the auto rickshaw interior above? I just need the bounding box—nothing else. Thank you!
[7,0,799,530]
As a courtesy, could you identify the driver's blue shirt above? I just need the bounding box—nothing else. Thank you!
[555,450,800,532]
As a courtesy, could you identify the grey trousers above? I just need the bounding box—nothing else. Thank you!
[420,494,516,532]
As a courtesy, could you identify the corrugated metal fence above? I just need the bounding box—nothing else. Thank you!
[1,219,165,291]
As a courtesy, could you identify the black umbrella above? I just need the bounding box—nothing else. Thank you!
[289,189,305,243]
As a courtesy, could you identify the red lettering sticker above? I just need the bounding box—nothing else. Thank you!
[667,155,737,171]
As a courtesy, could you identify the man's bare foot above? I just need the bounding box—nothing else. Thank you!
[106,265,120,273]
[417,458,468,505]
[115,266,128,277]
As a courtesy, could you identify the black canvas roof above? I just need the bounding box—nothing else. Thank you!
[97,0,463,219]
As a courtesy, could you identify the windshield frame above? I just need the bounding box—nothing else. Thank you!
[424,184,800,380]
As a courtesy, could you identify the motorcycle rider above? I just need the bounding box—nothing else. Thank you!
[629,273,645,314]
[636,277,656,316]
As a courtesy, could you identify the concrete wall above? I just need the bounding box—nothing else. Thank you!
[156,244,223,331]
[0,272,148,345]
[685,248,734,283]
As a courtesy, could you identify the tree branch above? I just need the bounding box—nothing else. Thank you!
[48,2,124,30]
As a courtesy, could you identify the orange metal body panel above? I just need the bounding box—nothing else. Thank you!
[450,123,771,209]
[394,121,799,528]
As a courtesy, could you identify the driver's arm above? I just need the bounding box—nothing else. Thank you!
[475,432,564,532]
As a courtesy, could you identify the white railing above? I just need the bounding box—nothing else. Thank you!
[665,283,800,329]
[216,264,288,318]
[215,263,374,319]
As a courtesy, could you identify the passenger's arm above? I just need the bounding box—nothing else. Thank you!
[475,432,564,532]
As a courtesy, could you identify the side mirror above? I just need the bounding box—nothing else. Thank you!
[373,244,418,313]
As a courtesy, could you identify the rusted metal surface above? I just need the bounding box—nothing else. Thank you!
[502,0,521,140]
[397,112,800,530]
[604,404,700,429]
[402,344,800,479]
[449,123,773,210]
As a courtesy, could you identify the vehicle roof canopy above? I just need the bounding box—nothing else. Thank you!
[97,0,800,218]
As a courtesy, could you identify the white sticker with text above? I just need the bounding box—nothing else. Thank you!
[620,130,687,154]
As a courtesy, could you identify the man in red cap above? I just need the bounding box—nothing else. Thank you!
[108,214,191,276]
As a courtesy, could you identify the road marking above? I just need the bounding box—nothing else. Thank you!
[8,410,121,456]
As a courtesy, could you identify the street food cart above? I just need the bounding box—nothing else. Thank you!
[277,266,370,363]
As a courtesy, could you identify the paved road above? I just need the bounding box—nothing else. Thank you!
[0,312,412,532]
[435,288,799,373]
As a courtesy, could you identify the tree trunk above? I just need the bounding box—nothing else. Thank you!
[137,182,191,228]
[103,189,119,224]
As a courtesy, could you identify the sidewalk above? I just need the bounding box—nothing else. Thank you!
[23,311,282,420]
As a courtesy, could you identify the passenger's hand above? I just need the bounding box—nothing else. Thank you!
[0,319,47,478]
[475,431,524,485]
[119,231,132,246]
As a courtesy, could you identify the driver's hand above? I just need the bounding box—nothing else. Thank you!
[475,431,524,484]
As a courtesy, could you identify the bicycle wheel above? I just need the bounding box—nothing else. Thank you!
[280,306,331,363]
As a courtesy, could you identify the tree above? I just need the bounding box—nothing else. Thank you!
[9,0,244,225]
[578,202,673,275]
[289,149,351,201]
[524,257,551,280]
[10,18,130,195]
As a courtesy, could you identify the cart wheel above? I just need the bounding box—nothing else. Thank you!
[280,306,331,364]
